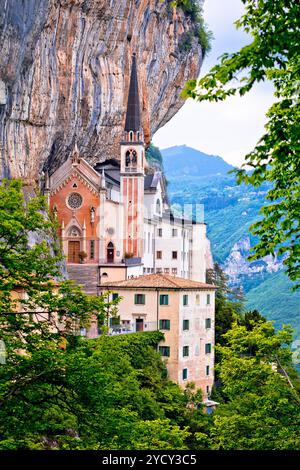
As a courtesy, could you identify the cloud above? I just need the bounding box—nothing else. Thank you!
[152,0,275,167]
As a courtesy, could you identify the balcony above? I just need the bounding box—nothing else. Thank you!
[107,321,158,336]
[122,256,142,266]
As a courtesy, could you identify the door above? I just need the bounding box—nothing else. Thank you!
[107,242,114,263]
[135,318,144,332]
[68,241,80,263]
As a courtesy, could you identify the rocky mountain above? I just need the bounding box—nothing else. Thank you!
[162,145,234,177]
[223,235,282,285]
[0,0,202,183]
[161,146,300,339]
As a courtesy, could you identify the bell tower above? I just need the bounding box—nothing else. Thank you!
[120,53,145,259]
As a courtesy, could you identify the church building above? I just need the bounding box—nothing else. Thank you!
[46,54,215,398]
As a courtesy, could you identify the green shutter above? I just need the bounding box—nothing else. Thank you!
[159,319,171,330]
[160,295,169,305]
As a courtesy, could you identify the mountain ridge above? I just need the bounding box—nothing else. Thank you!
[161,145,234,177]
[161,145,300,341]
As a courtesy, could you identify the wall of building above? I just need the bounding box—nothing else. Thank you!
[103,287,215,397]
[50,173,101,263]
[190,223,207,282]
[155,220,191,278]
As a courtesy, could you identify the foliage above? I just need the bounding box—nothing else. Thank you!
[207,263,244,347]
[171,0,213,56]
[145,143,164,170]
[182,0,300,288]
[0,180,122,448]
[0,332,209,450]
[208,322,300,450]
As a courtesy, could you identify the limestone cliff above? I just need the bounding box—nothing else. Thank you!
[0,0,202,183]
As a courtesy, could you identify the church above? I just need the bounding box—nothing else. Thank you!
[46,54,216,397]
[47,54,212,292]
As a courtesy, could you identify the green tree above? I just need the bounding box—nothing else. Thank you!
[184,1,300,287]
[208,321,300,450]
[0,180,121,448]
[207,263,243,346]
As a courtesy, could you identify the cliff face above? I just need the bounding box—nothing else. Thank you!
[0,0,202,183]
[223,235,282,285]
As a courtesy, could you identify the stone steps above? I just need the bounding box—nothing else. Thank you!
[67,264,99,295]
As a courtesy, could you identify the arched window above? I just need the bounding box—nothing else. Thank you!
[107,242,114,263]
[156,199,161,215]
[136,131,140,141]
[129,131,133,142]
[125,149,137,167]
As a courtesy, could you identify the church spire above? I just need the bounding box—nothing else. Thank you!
[124,53,141,136]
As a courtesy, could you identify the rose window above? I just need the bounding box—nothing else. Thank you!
[67,192,83,209]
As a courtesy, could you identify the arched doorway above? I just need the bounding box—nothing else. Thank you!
[107,242,114,263]
[67,226,81,263]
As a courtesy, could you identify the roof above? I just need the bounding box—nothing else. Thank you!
[144,172,162,191]
[101,273,216,290]
[124,54,141,132]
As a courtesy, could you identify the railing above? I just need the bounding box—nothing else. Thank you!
[108,321,158,336]
[123,257,142,266]
[124,167,138,173]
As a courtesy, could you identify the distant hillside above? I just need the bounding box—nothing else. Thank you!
[161,146,234,177]
[246,271,300,339]
[162,146,300,342]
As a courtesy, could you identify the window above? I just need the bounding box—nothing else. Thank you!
[206,294,211,305]
[182,368,188,380]
[159,319,170,330]
[206,385,210,395]
[205,318,211,329]
[90,240,95,259]
[172,228,178,237]
[159,346,170,357]
[156,251,162,259]
[196,294,200,306]
[67,192,83,209]
[156,199,161,215]
[156,268,163,273]
[183,346,189,357]
[160,294,169,306]
[158,228,162,237]
[183,319,189,331]
[110,316,120,326]
[134,294,145,305]
[172,251,178,259]
[205,343,212,354]
[112,293,119,301]
[172,268,177,275]
[183,294,188,306]
[164,268,170,274]
[206,365,210,376]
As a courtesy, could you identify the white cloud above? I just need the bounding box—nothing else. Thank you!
[152,0,275,167]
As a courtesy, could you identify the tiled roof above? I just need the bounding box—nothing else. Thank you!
[101,273,216,290]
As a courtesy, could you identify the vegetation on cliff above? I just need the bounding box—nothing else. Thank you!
[173,0,213,56]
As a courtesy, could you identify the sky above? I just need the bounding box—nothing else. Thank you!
[152,0,275,167]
